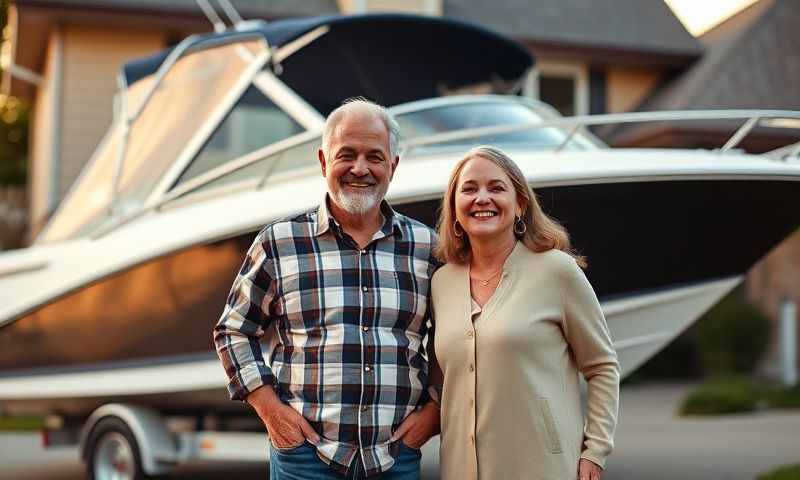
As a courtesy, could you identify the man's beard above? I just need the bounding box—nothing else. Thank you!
[331,183,387,215]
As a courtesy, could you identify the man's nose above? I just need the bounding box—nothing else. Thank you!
[350,155,369,176]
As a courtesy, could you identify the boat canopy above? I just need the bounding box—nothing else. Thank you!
[122,14,535,114]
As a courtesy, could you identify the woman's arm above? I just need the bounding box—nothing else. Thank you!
[560,258,620,470]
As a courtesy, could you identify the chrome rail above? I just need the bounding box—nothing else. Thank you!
[401,109,800,156]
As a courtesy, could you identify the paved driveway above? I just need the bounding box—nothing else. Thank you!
[1,383,798,479]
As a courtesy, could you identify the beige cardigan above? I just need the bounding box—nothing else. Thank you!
[431,243,619,480]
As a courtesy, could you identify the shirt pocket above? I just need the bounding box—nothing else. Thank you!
[537,397,563,454]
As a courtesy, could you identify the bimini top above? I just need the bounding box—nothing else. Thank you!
[122,13,535,114]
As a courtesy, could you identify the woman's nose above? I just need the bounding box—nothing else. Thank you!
[475,190,491,203]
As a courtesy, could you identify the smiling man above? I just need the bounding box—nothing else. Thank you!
[214,98,441,479]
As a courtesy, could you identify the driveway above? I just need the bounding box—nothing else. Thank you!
[1,383,798,479]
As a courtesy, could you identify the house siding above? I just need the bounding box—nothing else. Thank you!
[607,66,661,114]
[58,26,164,206]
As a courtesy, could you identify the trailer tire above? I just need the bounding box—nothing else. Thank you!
[85,417,147,480]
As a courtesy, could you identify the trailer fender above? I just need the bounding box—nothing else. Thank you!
[80,404,176,476]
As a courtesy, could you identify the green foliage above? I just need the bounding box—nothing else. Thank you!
[765,384,800,409]
[0,0,30,186]
[693,286,772,375]
[680,378,800,415]
[0,95,29,186]
[0,415,45,431]
[679,377,759,415]
[758,464,800,480]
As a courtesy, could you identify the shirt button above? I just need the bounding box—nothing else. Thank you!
[360,249,367,255]
[469,364,475,372]
[362,286,368,292]
[362,326,369,332]
[466,330,474,338]
[365,365,371,372]
[361,405,368,412]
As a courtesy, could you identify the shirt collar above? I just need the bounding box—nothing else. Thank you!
[315,193,403,240]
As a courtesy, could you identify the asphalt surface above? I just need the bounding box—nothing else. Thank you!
[1,383,798,480]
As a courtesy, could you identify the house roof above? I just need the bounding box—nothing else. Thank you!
[638,0,798,111]
[14,0,339,17]
[443,0,702,60]
[609,0,800,147]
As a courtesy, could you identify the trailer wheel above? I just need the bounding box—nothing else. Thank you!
[86,417,147,480]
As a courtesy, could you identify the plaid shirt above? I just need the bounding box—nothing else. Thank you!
[213,196,438,476]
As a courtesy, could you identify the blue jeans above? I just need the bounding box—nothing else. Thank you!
[268,441,421,480]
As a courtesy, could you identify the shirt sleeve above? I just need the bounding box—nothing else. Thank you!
[560,258,620,469]
[213,231,279,401]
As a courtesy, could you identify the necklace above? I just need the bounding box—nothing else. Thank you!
[470,267,503,286]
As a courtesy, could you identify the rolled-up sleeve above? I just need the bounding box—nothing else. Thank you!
[561,259,620,469]
[213,232,278,401]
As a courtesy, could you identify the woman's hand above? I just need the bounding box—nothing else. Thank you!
[578,458,602,480]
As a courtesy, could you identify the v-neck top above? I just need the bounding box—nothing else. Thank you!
[431,242,620,480]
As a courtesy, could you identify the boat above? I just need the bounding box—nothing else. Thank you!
[1,12,800,422]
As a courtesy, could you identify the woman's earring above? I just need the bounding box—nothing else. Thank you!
[454,220,464,238]
[514,216,527,235]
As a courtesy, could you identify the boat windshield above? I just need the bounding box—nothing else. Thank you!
[395,100,600,152]
[39,39,268,243]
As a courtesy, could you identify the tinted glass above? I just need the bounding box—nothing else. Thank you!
[395,102,590,151]
[176,86,304,186]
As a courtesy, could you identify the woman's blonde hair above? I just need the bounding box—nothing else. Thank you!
[434,145,587,268]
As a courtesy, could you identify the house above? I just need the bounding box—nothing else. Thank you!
[611,0,800,151]
[2,0,702,237]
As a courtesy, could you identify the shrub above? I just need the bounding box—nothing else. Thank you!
[679,377,759,415]
[758,464,800,480]
[766,385,800,409]
[692,286,772,375]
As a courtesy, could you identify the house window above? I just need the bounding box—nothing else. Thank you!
[525,61,589,117]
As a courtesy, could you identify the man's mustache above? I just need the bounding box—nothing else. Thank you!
[339,175,377,185]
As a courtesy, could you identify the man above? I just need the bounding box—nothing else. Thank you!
[214,98,440,479]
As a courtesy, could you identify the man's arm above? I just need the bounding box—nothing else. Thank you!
[213,232,320,447]
[213,232,278,400]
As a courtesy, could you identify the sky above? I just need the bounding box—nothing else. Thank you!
[664,0,760,36]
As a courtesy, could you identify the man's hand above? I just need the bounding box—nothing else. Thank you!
[390,402,440,449]
[246,386,320,449]
[578,458,602,480]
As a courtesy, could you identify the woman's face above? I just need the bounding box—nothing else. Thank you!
[454,156,521,242]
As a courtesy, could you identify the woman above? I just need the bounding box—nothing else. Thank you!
[430,146,620,480]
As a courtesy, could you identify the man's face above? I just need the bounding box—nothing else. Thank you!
[319,112,398,216]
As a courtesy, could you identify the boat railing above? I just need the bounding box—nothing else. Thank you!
[401,109,800,158]
[91,109,800,240]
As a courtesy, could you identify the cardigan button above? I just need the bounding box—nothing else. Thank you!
[468,364,474,372]
[466,330,474,338]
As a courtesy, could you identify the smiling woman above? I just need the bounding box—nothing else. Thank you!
[430,145,619,480]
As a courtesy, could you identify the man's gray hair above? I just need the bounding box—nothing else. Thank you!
[321,97,401,160]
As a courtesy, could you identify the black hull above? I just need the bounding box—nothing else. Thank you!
[1,179,798,414]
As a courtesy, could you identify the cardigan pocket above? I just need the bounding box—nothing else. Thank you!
[537,397,563,454]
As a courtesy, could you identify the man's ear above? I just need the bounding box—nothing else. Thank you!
[318,148,327,177]
[389,155,400,180]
